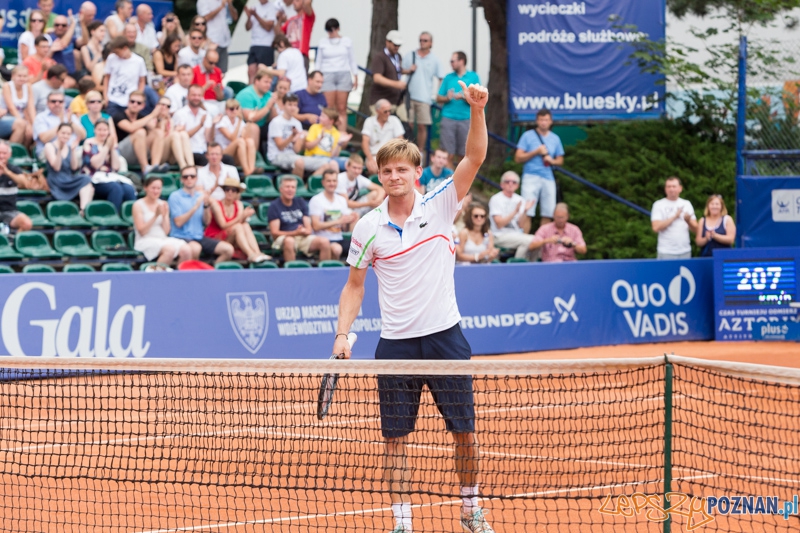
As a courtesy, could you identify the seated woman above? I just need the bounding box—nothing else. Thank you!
[81,90,115,139]
[79,21,106,81]
[43,123,94,213]
[696,194,736,256]
[153,34,182,89]
[133,175,194,265]
[0,65,35,146]
[81,119,137,211]
[214,99,256,176]
[269,78,291,122]
[205,178,270,263]
[456,202,500,265]
[157,96,194,170]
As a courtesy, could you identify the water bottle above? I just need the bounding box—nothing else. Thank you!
[0,223,9,236]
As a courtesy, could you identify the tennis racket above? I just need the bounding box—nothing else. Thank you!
[317,332,357,420]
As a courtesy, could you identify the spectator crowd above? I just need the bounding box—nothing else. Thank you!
[0,0,733,268]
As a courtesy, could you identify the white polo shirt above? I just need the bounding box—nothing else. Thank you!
[347,179,462,339]
[173,106,212,153]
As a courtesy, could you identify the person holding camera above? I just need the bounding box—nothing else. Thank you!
[529,202,586,262]
[514,108,564,229]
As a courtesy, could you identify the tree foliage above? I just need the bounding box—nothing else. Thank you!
[556,120,735,259]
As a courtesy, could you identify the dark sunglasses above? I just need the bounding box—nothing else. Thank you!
[227,107,240,111]
[129,100,145,105]
[222,187,240,193]
[181,174,197,179]
[190,36,204,40]
[31,18,44,23]
[194,21,206,25]
[54,23,68,27]
[472,214,486,218]
[207,61,218,66]
[49,99,65,104]
[166,16,175,22]
[501,180,518,185]
[87,99,102,104]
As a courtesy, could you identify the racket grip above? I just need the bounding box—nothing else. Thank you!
[346,332,358,348]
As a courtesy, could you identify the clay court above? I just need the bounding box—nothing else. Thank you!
[0,340,797,532]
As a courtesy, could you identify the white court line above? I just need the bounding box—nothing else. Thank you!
[132,473,719,533]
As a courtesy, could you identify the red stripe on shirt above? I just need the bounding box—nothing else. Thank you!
[373,234,455,264]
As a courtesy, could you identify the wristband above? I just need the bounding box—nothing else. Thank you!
[335,333,348,339]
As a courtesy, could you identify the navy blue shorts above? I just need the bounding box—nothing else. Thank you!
[375,324,475,439]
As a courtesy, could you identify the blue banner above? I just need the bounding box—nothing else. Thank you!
[0,258,713,359]
[1,0,172,48]
[507,0,666,122]
[712,247,800,341]
[736,176,800,248]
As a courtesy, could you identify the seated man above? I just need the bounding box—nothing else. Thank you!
[529,202,587,262]
[33,91,86,158]
[304,107,351,170]
[22,36,56,83]
[417,148,453,194]
[267,93,338,177]
[295,71,327,128]
[168,165,234,265]
[335,154,384,216]
[173,84,214,166]
[236,69,278,153]
[165,65,194,114]
[114,91,167,176]
[361,98,404,175]
[488,171,538,260]
[178,29,207,68]
[0,141,34,233]
[309,168,359,260]
[268,175,333,263]
[197,142,240,201]
[32,64,68,114]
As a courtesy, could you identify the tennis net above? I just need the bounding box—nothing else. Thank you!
[0,356,797,532]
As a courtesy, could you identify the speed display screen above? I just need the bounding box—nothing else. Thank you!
[722,259,796,306]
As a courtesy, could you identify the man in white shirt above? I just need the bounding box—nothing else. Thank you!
[103,36,147,116]
[198,142,240,201]
[402,31,443,165]
[309,168,358,260]
[488,171,537,260]
[361,99,405,175]
[165,65,194,114]
[335,154,385,216]
[133,4,158,51]
[178,30,207,68]
[333,81,495,533]
[105,0,132,41]
[173,85,214,165]
[651,176,698,259]
[198,0,238,73]
[267,93,337,177]
[244,0,278,84]
[262,35,307,93]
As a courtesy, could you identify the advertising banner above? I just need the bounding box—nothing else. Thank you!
[507,0,666,122]
[736,176,800,248]
[713,247,800,341]
[1,1,172,48]
[0,258,713,359]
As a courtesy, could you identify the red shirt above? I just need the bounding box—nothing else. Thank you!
[192,65,224,100]
[281,9,315,56]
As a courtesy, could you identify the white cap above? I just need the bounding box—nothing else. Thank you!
[385,30,403,46]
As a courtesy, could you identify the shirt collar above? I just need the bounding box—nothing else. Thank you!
[377,191,424,226]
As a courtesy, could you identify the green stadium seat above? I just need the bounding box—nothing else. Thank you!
[245,203,268,229]
[319,260,346,267]
[128,231,135,249]
[53,230,102,258]
[226,81,247,96]
[15,231,60,259]
[154,174,179,198]
[284,260,312,268]
[91,230,140,257]
[255,152,278,173]
[277,174,313,198]
[22,264,56,273]
[258,203,272,227]
[0,265,15,274]
[17,201,54,228]
[63,264,95,272]
[101,263,134,272]
[0,235,24,260]
[120,200,135,226]
[2,47,18,66]
[245,175,280,199]
[308,175,324,195]
[506,257,528,263]
[64,88,79,98]
[250,261,278,269]
[253,230,270,251]
[370,175,381,186]
[47,201,91,227]
[215,261,243,270]
[85,201,127,227]
[9,143,35,168]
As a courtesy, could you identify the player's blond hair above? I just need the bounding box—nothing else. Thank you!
[376,138,421,170]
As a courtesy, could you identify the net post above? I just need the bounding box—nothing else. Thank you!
[663,358,674,533]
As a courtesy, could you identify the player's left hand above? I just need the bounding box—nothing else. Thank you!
[458,81,488,109]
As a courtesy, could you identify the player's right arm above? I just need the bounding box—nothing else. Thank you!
[333,267,367,358]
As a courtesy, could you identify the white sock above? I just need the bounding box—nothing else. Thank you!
[461,485,479,515]
[392,502,412,531]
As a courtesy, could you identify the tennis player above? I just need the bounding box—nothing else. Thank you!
[333,80,491,533]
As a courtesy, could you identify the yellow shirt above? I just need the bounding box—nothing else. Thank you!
[304,124,340,157]
[70,95,88,116]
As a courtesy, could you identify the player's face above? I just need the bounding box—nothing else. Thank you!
[379,159,420,198]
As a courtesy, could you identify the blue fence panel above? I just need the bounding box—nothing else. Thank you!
[0,258,714,360]
[736,176,800,248]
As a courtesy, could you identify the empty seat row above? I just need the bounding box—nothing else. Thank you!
[0,231,142,260]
